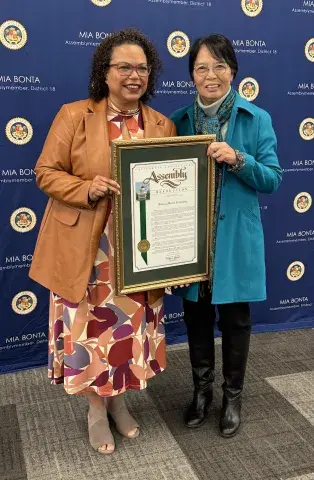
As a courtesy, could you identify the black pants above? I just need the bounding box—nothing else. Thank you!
[183,290,251,395]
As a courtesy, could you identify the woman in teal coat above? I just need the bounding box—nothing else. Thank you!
[171,34,282,437]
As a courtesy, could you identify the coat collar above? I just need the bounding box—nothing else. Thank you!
[87,98,106,113]
[233,93,256,116]
[177,91,256,125]
[173,91,256,139]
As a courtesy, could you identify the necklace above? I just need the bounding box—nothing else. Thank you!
[107,98,140,117]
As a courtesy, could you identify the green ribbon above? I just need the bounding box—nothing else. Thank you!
[139,199,148,264]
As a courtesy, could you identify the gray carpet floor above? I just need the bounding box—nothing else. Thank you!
[1,329,314,480]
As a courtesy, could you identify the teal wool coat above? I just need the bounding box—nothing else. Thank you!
[170,93,282,304]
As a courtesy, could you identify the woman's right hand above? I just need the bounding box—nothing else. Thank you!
[88,175,121,202]
[173,284,190,289]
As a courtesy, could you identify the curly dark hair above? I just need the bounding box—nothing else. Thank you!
[89,28,162,103]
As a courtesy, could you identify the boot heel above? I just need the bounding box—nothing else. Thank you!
[185,387,213,428]
[219,394,242,438]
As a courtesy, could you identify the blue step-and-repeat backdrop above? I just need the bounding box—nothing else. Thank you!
[0,0,314,373]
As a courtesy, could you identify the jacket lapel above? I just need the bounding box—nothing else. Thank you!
[174,105,195,136]
[85,98,111,178]
[225,108,237,144]
[142,103,165,138]
[226,93,255,144]
[186,105,196,135]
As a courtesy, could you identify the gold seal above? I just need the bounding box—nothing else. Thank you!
[90,0,111,6]
[6,117,33,145]
[238,77,259,102]
[0,20,27,50]
[294,192,312,213]
[138,239,150,253]
[241,0,263,17]
[305,38,314,63]
[287,261,305,282]
[299,118,314,140]
[12,291,37,315]
[167,31,190,58]
[10,207,37,233]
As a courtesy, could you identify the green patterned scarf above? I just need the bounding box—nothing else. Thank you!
[193,87,236,291]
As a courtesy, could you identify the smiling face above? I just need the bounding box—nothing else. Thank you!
[105,43,149,110]
[193,45,234,106]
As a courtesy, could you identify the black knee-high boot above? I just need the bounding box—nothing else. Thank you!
[183,297,215,428]
[218,303,251,437]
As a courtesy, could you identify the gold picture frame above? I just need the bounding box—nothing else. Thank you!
[111,135,216,295]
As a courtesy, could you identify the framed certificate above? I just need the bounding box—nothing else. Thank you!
[111,135,216,295]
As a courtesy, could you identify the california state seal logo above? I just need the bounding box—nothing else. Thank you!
[305,38,314,63]
[167,31,190,58]
[294,192,312,213]
[10,208,37,233]
[90,0,111,6]
[6,118,33,145]
[241,0,263,16]
[0,20,27,50]
[287,261,305,282]
[238,77,259,102]
[299,118,314,141]
[12,291,37,315]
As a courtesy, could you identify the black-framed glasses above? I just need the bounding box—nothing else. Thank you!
[194,63,228,77]
[108,62,151,77]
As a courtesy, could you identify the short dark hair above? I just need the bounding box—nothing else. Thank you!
[89,28,162,103]
[189,34,238,79]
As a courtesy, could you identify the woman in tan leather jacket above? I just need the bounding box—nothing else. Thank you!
[29,28,176,454]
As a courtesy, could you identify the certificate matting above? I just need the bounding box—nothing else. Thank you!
[112,135,216,295]
[130,157,198,273]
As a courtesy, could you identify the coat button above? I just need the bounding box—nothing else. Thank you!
[220,214,225,220]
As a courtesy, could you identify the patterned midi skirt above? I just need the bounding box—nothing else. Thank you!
[48,210,166,396]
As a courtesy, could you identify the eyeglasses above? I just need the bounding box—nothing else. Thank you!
[108,62,151,77]
[194,63,228,77]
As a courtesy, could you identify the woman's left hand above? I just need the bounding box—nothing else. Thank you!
[207,142,237,166]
